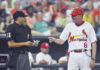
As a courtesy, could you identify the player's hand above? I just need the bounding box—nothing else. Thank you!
[90,59,95,68]
[39,60,48,64]
[25,41,32,46]
[48,37,56,43]
[32,40,40,47]
[32,43,38,47]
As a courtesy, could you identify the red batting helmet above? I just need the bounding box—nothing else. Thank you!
[71,8,84,16]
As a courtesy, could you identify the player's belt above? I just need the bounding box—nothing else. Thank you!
[70,49,88,53]
[11,50,28,54]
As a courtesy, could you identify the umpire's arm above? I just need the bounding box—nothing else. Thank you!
[6,25,32,48]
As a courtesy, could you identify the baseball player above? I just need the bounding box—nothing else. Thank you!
[59,50,69,64]
[36,42,57,70]
[58,50,69,70]
[36,42,57,65]
[48,8,97,70]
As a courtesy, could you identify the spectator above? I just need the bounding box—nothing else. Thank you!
[51,0,57,3]
[91,0,100,9]
[52,3,60,23]
[30,1,39,11]
[31,12,51,36]
[55,8,68,27]
[66,2,76,23]
[0,3,9,32]
[83,8,94,27]
[17,0,41,9]
[47,0,54,14]
[75,0,82,8]
[10,1,27,17]
[0,14,12,32]
[85,0,94,11]
[82,0,100,9]
[1,0,14,14]
[65,0,75,8]
[43,7,52,25]
[58,50,69,70]
[41,0,53,14]
[26,6,37,24]
[47,0,53,4]
[19,0,32,8]
[36,42,57,64]
[56,0,68,11]
[93,5,100,23]
[62,0,69,5]
[0,3,7,23]
[93,5,100,33]
[33,2,42,13]
[33,0,42,3]
[95,5,100,24]
[42,0,48,10]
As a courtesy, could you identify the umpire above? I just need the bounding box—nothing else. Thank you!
[6,11,34,70]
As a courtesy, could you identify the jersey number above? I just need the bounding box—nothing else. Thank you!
[84,42,87,48]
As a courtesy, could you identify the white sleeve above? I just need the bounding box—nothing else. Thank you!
[55,18,60,25]
[58,56,67,62]
[59,25,69,41]
[51,59,57,64]
[88,25,97,43]
[48,55,53,64]
[36,53,44,64]
[81,2,87,8]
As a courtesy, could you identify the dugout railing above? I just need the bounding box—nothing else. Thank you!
[32,63,100,70]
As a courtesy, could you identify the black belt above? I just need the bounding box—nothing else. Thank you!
[11,50,28,54]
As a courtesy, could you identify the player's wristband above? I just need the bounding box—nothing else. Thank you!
[91,57,96,61]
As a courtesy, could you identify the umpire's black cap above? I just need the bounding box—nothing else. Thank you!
[13,10,27,21]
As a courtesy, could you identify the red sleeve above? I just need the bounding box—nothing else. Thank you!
[10,9,16,16]
[60,4,68,10]
[92,9,99,21]
[22,9,28,15]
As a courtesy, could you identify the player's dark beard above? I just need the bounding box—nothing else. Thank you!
[75,21,84,26]
[74,18,83,25]
[20,19,27,25]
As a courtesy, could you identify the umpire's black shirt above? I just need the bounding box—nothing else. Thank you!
[6,22,32,51]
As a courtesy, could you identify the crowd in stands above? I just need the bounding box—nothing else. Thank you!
[0,0,100,35]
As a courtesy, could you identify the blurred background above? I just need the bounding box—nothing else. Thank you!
[0,0,100,70]
[0,0,100,35]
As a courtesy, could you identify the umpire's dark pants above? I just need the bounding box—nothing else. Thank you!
[8,52,31,70]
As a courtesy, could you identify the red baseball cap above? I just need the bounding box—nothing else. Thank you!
[40,42,50,48]
[76,0,82,2]
[71,8,84,16]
